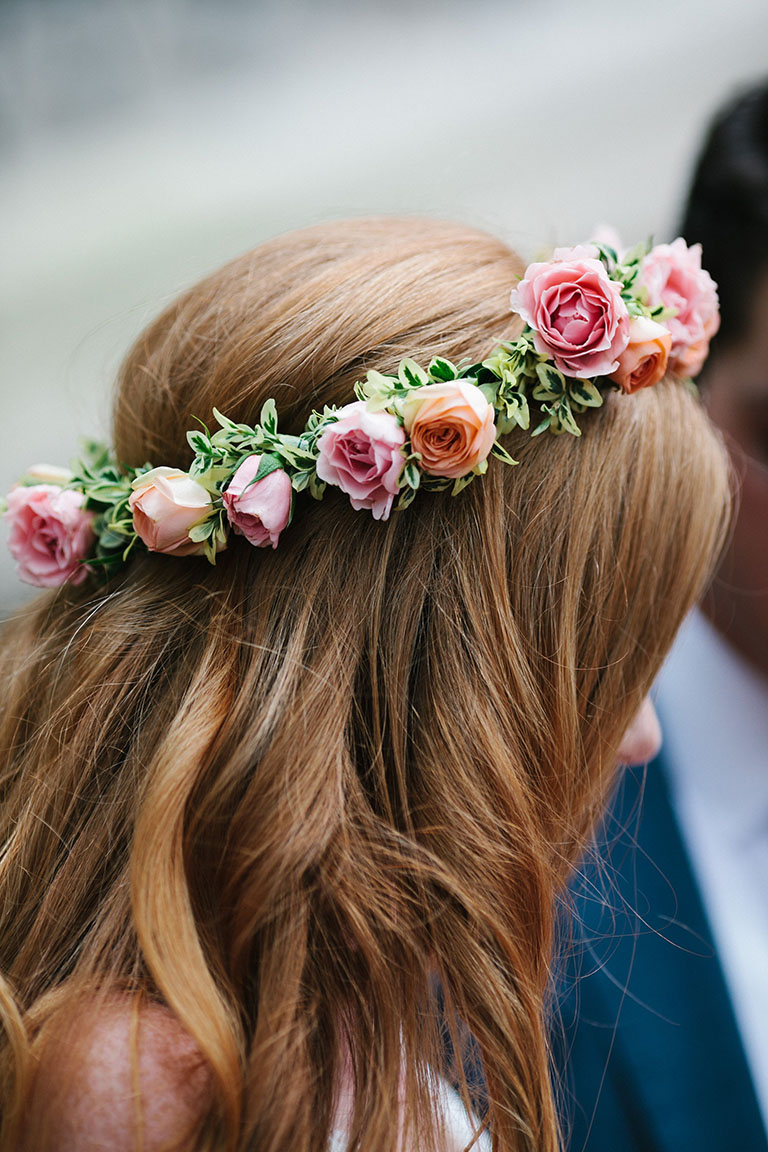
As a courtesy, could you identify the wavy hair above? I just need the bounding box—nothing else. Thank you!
[0,218,730,1151]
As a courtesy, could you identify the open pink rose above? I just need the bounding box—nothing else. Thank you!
[402,380,496,479]
[5,483,95,587]
[316,402,406,520]
[129,467,214,556]
[510,250,630,378]
[222,455,292,548]
[640,239,720,377]
[609,316,672,394]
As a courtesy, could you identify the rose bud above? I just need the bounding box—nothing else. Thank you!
[222,455,292,548]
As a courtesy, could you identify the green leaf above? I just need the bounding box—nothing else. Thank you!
[85,482,132,503]
[212,408,240,434]
[398,358,429,389]
[451,473,475,496]
[291,469,311,493]
[260,398,278,435]
[251,453,284,484]
[193,464,231,491]
[428,357,457,382]
[490,442,518,467]
[97,526,131,550]
[532,362,566,401]
[503,391,530,431]
[402,460,421,490]
[308,473,326,501]
[531,411,553,437]
[77,440,113,472]
[568,379,603,408]
[187,430,211,455]
[552,398,582,438]
[396,485,417,511]
[188,519,216,543]
[478,380,500,406]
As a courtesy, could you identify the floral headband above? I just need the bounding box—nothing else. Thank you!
[3,236,719,588]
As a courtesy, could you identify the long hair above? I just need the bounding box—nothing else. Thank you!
[0,218,730,1151]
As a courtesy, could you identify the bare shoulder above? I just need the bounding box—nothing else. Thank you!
[26,998,211,1152]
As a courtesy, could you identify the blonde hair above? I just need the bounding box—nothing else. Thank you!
[0,218,730,1151]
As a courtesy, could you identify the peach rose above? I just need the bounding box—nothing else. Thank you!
[129,467,214,556]
[668,338,710,379]
[609,316,672,394]
[402,381,496,479]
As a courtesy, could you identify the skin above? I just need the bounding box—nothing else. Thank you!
[702,270,768,681]
[617,696,662,767]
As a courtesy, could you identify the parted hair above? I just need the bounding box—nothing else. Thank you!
[0,218,730,1152]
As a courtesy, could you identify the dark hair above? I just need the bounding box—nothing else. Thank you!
[680,80,768,347]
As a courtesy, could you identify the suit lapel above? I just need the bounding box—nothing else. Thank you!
[567,755,767,1151]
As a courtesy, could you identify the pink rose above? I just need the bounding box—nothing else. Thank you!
[129,467,214,556]
[609,316,671,394]
[222,455,292,548]
[315,401,406,521]
[640,239,720,377]
[510,251,630,378]
[5,483,95,587]
[402,380,496,478]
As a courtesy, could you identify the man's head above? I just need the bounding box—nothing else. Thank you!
[681,82,768,677]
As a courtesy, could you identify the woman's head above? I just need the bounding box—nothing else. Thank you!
[0,217,730,1151]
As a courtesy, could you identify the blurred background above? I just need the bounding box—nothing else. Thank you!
[1,0,767,607]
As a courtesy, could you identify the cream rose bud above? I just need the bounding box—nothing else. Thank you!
[609,316,672,394]
[402,380,496,479]
[24,463,74,485]
[129,467,215,556]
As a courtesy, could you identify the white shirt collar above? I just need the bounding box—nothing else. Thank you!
[655,609,768,844]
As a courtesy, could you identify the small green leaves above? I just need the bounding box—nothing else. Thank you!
[532,397,582,438]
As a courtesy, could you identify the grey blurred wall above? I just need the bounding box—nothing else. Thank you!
[2,0,767,608]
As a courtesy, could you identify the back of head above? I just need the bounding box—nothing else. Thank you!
[0,217,730,1151]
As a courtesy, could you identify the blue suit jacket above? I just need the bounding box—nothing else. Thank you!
[556,754,767,1152]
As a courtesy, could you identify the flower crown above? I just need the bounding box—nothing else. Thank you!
[3,236,719,588]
